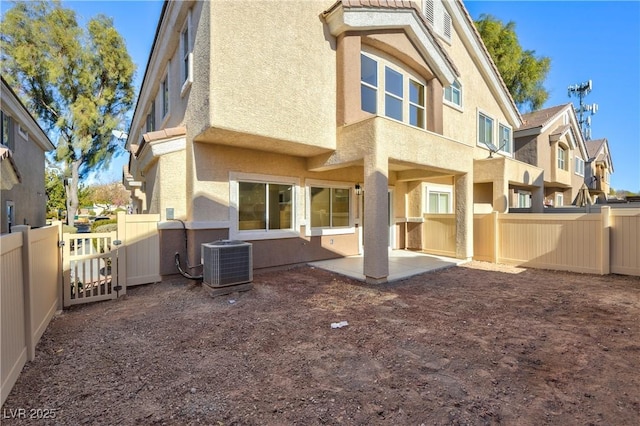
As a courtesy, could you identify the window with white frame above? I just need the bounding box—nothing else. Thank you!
[444,80,461,107]
[499,123,512,154]
[555,193,564,207]
[161,74,169,118]
[557,146,567,170]
[310,187,350,229]
[360,52,427,129]
[575,157,585,176]
[517,191,531,208]
[425,185,453,214]
[180,10,193,92]
[1,110,14,151]
[478,112,494,147]
[145,102,155,133]
[238,181,293,232]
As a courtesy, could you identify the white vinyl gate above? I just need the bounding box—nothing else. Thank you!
[62,231,124,307]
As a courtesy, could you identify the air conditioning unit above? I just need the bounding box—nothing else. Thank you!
[201,240,253,288]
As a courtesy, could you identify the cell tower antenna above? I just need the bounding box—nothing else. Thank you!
[568,79,598,140]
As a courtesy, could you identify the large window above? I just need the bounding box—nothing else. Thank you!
[360,54,377,114]
[499,123,512,154]
[238,182,293,231]
[1,111,14,151]
[557,146,567,170]
[575,157,585,176]
[444,80,461,107]
[360,53,426,129]
[478,112,494,147]
[310,187,350,228]
[555,193,564,207]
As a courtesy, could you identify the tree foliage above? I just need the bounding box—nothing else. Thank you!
[1,0,135,224]
[475,14,551,112]
[87,181,131,211]
[45,168,91,218]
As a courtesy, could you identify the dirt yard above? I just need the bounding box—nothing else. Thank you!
[3,261,639,425]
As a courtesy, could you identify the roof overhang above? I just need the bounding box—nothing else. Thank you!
[322,2,458,87]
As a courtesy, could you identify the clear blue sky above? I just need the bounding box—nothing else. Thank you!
[67,0,639,192]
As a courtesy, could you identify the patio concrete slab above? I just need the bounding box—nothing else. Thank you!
[309,250,468,283]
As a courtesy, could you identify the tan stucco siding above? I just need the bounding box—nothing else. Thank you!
[158,150,187,221]
[191,144,362,223]
[208,0,336,151]
[441,16,518,156]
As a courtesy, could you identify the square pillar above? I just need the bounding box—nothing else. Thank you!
[493,178,509,213]
[363,151,389,284]
[455,173,473,259]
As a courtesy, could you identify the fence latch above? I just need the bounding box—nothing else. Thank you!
[58,240,65,248]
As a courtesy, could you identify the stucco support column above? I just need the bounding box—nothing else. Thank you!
[455,173,473,260]
[363,151,389,284]
[493,178,509,213]
[531,184,544,213]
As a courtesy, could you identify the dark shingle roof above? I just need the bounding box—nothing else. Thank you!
[585,138,606,160]
[519,104,571,131]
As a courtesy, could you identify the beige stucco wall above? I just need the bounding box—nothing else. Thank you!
[205,0,336,151]
[440,13,519,154]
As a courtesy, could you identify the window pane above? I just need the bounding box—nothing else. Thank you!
[438,193,449,213]
[331,188,350,227]
[310,187,330,228]
[361,54,377,86]
[385,95,402,121]
[385,67,403,97]
[444,86,452,102]
[410,105,424,128]
[452,88,460,105]
[409,80,424,105]
[429,193,439,213]
[268,184,292,230]
[361,85,377,114]
[239,182,266,230]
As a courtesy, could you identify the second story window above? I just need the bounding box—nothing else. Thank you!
[1,111,14,151]
[557,146,567,170]
[575,157,585,176]
[444,80,462,107]
[360,52,427,130]
[478,112,494,147]
[145,102,156,133]
[499,124,512,154]
[161,74,169,118]
[180,10,193,94]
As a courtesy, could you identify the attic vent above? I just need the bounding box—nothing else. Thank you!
[202,240,253,287]
[424,0,434,24]
[443,11,452,40]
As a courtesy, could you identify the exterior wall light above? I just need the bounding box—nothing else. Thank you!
[355,183,362,196]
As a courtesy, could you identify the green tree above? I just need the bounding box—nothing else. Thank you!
[45,167,91,219]
[1,1,135,225]
[475,14,551,112]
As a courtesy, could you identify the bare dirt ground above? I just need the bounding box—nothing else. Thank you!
[3,261,639,425]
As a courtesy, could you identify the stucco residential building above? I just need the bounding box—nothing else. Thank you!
[514,103,592,207]
[124,0,546,282]
[584,138,614,202]
[1,76,54,233]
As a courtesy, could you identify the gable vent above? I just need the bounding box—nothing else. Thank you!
[443,11,452,40]
[424,0,435,24]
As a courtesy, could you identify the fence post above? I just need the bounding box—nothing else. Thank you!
[116,211,127,295]
[492,211,499,263]
[13,225,35,361]
[52,221,64,311]
[601,206,611,275]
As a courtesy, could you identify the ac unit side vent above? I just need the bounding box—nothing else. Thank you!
[202,241,253,287]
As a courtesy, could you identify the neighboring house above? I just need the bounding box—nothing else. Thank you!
[514,103,590,207]
[1,76,54,233]
[584,138,614,202]
[124,0,544,283]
